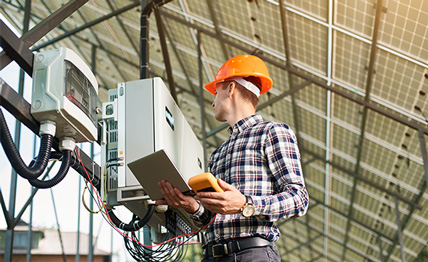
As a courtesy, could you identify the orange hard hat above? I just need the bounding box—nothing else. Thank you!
[205,55,273,96]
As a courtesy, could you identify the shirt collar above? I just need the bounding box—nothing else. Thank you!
[228,115,263,136]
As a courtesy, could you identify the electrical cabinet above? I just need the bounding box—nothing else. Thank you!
[101,78,204,236]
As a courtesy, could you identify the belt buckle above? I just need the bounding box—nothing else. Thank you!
[212,243,227,258]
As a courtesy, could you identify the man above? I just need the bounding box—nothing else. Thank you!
[156,55,309,261]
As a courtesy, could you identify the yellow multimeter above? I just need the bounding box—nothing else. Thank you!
[188,172,224,193]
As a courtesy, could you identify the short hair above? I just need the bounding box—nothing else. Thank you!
[234,76,260,108]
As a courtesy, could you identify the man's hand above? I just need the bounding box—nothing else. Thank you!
[155,180,200,213]
[195,179,246,215]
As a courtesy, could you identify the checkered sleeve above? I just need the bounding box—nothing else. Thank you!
[252,123,309,221]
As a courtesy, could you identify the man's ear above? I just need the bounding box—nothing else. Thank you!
[227,82,236,97]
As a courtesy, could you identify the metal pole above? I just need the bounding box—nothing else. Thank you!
[76,176,82,262]
[418,128,428,190]
[140,0,149,79]
[50,182,67,262]
[4,0,31,256]
[32,2,140,51]
[0,0,89,72]
[377,234,385,262]
[394,196,406,262]
[154,8,178,103]
[197,30,208,171]
[88,44,97,261]
[88,154,94,262]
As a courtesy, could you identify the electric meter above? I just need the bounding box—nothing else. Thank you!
[31,47,98,143]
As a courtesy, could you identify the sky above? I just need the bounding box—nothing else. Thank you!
[0,15,134,261]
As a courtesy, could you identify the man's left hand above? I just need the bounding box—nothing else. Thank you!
[194,179,246,214]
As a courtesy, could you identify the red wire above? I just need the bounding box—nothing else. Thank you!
[74,147,216,248]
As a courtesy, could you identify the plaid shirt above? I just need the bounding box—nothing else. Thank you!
[190,114,309,246]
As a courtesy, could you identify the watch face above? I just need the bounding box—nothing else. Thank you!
[242,205,255,217]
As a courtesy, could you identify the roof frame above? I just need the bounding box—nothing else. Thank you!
[281,233,324,258]
[161,14,223,147]
[1,2,427,261]
[205,0,229,61]
[278,1,312,260]
[303,149,422,209]
[160,9,428,136]
[341,0,385,259]
[154,8,177,102]
[293,216,382,262]
[31,1,140,51]
[0,0,89,71]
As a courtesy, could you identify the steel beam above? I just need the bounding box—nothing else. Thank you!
[0,188,12,228]
[0,20,34,76]
[197,31,208,170]
[293,217,380,262]
[280,234,323,257]
[323,0,335,261]
[2,4,32,259]
[140,0,150,79]
[106,0,139,53]
[384,183,427,261]
[305,197,395,243]
[377,234,385,262]
[160,9,428,135]
[205,0,229,61]
[154,8,177,103]
[383,131,428,260]
[161,19,222,146]
[394,196,406,262]
[418,129,428,191]
[303,149,421,209]
[341,0,384,259]
[311,254,324,262]
[32,1,140,51]
[0,0,89,70]
[0,78,38,133]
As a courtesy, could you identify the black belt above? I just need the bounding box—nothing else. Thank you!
[203,237,273,258]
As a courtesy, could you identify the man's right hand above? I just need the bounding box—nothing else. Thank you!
[156,180,200,213]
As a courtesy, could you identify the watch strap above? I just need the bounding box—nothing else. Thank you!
[245,195,253,205]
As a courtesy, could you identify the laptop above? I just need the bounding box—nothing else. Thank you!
[127,149,194,200]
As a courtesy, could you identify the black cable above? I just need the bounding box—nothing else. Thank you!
[108,205,156,232]
[0,108,52,180]
[122,209,200,262]
[28,150,72,189]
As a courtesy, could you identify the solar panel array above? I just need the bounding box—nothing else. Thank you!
[1,0,427,261]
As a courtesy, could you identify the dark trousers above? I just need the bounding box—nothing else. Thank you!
[202,245,281,262]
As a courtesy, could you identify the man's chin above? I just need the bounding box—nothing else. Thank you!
[215,116,227,122]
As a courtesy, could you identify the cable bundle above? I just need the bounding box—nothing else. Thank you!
[75,148,217,262]
[123,210,195,262]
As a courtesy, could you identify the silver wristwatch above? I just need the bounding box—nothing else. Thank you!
[241,195,255,217]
